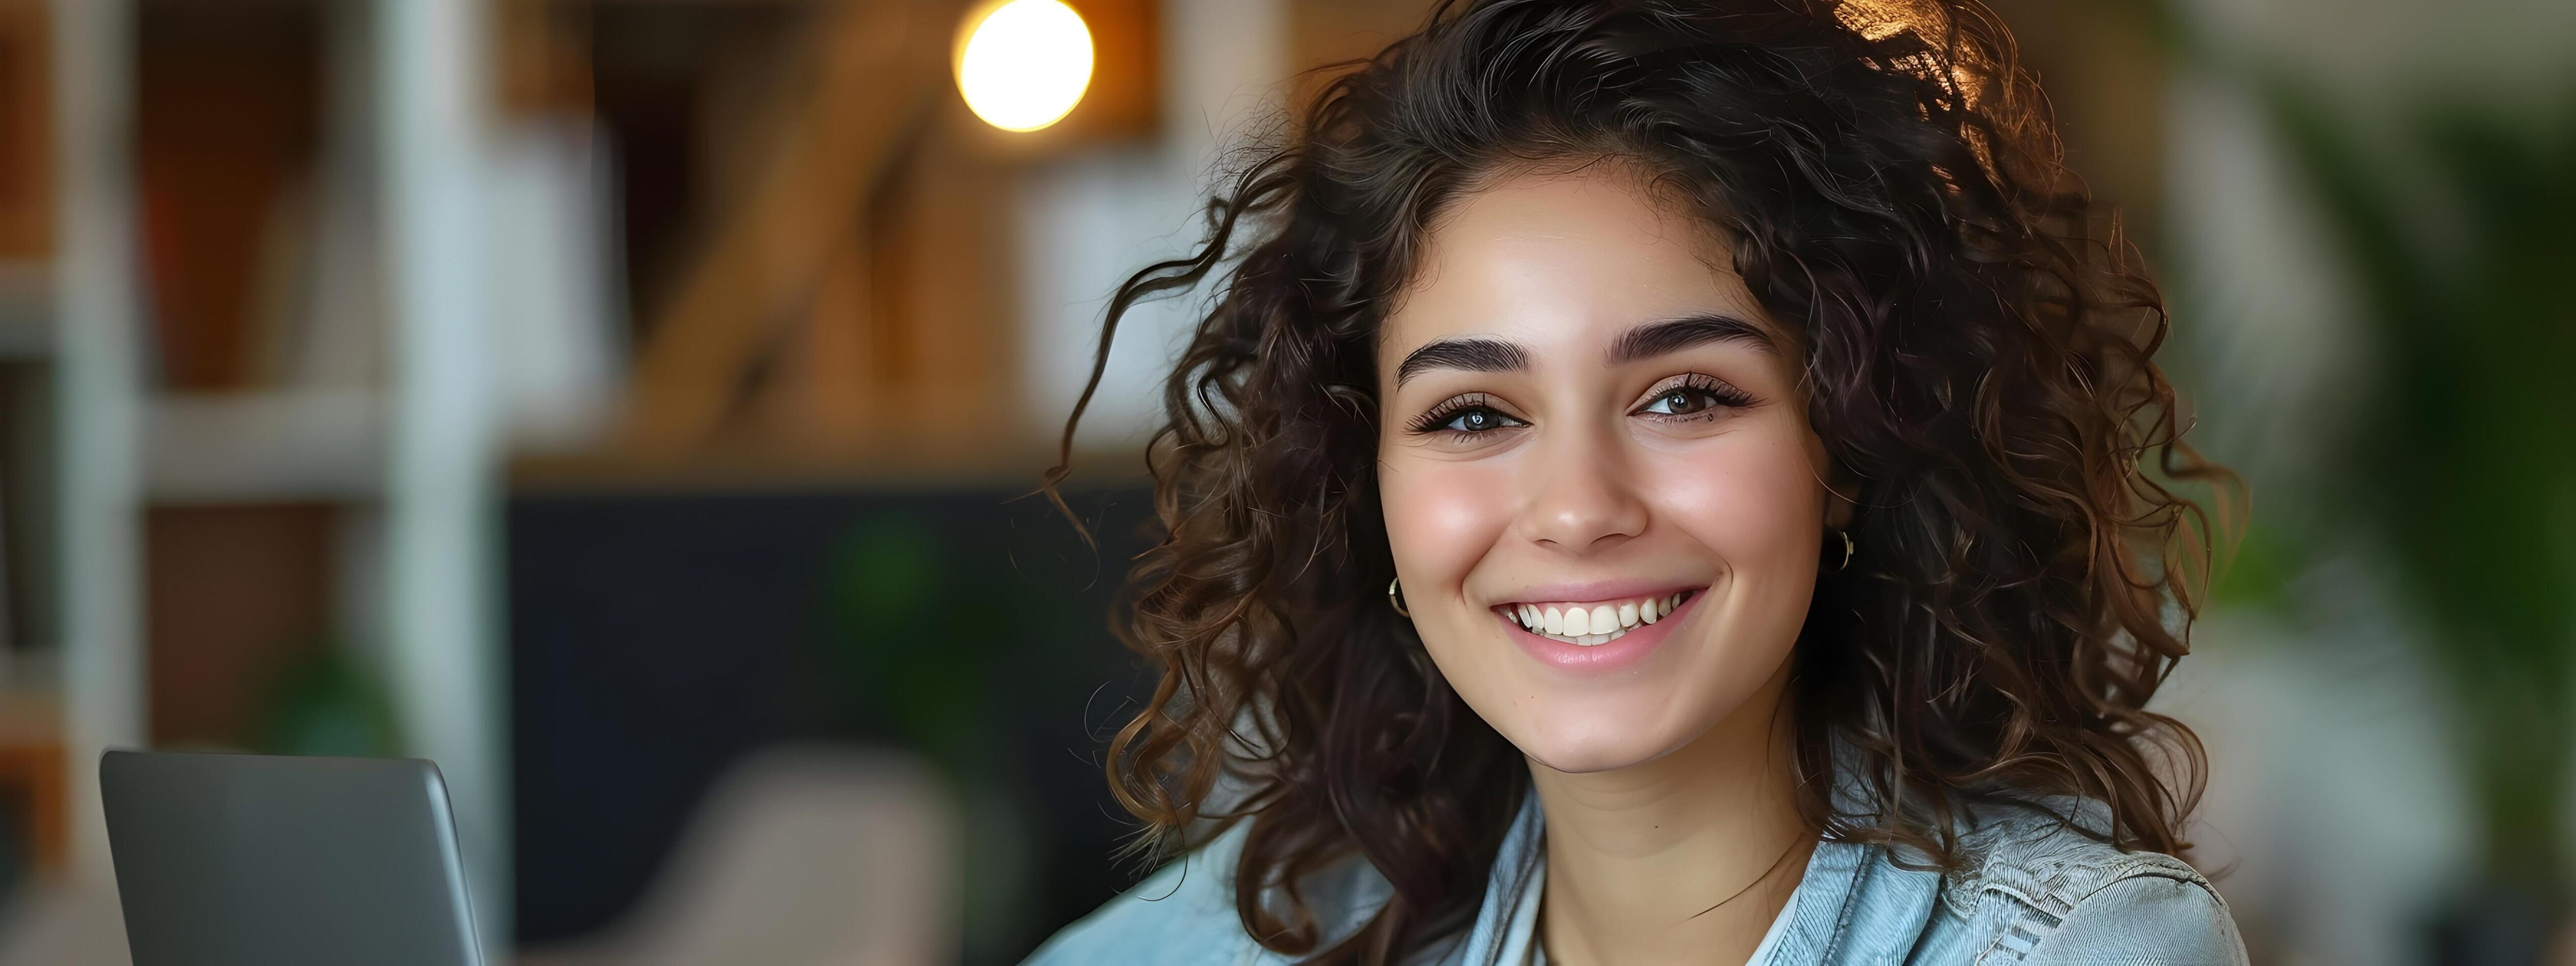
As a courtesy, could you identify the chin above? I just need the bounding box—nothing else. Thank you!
[1506,704,1702,775]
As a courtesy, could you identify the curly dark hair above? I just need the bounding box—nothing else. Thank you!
[1043,0,2232,961]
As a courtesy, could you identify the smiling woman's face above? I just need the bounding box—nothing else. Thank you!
[1376,165,1841,775]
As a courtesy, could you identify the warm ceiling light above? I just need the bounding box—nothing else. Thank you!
[954,0,1096,133]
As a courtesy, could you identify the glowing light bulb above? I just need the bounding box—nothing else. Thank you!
[954,0,1095,133]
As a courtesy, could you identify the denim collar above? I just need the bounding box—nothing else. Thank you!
[1450,789,1943,965]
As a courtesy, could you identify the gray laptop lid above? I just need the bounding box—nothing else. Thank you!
[100,750,484,966]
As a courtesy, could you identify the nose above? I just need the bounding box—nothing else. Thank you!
[1514,423,1649,554]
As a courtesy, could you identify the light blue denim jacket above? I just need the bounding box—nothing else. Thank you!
[1027,788,2248,964]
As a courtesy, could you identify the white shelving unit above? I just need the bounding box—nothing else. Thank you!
[146,391,387,504]
[43,1,510,949]
[52,0,145,884]
[376,0,510,952]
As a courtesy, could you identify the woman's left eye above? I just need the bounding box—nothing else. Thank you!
[1640,385,1730,416]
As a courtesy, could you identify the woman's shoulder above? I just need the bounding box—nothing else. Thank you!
[1916,797,2247,964]
[1022,823,1262,965]
[1022,820,1394,966]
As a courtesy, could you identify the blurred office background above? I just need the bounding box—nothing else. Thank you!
[0,0,2564,963]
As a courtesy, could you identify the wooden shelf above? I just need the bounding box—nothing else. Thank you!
[146,389,384,504]
[0,259,54,359]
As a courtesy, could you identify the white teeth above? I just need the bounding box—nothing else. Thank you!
[1582,628,1627,646]
[1507,591,1693,643]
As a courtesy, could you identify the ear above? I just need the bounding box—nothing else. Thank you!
[1823,470,1857,530]
[1807,432,1858,529]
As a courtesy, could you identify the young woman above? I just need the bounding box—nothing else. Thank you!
[1031,0,2245,962]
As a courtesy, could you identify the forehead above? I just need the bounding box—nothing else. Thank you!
[1384,166,1775,356]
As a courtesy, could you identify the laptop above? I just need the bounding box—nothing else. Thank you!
[100,750,486,966]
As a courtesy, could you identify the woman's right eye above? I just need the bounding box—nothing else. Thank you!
[1437,406,1522,434]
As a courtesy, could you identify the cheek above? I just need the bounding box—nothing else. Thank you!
[1646,425,1823,572]
[1378,453,1514,591]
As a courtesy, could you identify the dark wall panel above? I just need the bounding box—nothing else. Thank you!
[508,483,1158,962]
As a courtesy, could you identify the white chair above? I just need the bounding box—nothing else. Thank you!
[518,745,957,966]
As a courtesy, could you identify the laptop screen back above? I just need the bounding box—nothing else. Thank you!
[100,751,484,966]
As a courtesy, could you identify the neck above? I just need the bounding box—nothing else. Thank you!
[1529,666,1813,966]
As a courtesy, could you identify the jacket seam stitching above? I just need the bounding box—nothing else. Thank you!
[1970,911,2045,965]
[2057,862,2223,911]
[1958,853,2210,918]
[1820,853,1871,961]
[1991,865,2232,964]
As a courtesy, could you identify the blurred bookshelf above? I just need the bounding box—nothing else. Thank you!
[0,261,52,359]
[0,0,62,894]
[2,0,510,922]
[146,391,384,504]
[6,0,1176,950]
[0,3,1248,964]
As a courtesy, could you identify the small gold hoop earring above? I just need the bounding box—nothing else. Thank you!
[1830,529,1856,572]
[1388,577,1412,617]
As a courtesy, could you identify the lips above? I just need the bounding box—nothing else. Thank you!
[1493,589,1697,646]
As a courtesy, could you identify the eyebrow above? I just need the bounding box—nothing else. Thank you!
[1607,314,1776,364]
[1391,313,1774,386]
[1394,337,1529,386]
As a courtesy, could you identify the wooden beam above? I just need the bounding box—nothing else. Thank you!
[623,0,954,453]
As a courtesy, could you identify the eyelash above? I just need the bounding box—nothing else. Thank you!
[1407,392,1522,436]
[1635,373,1755,418]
